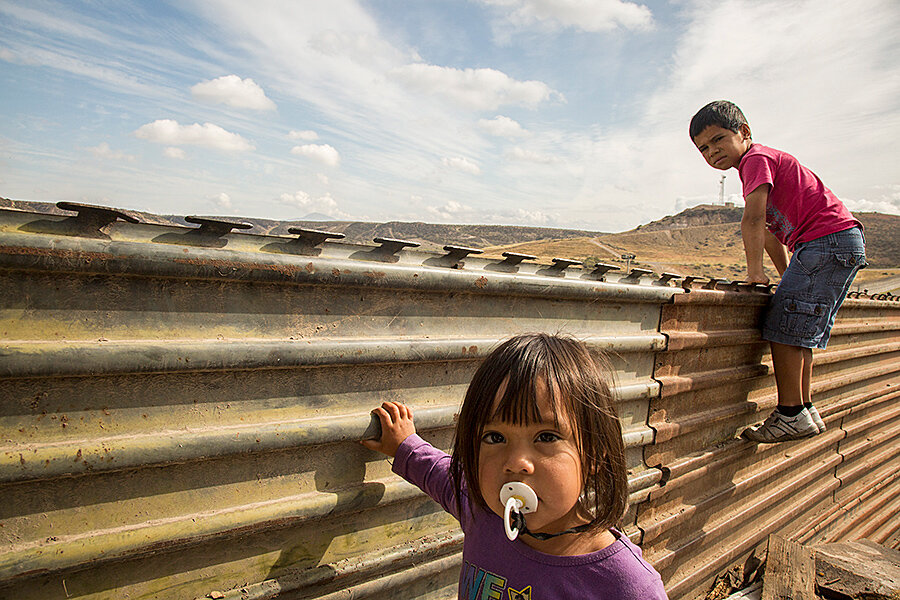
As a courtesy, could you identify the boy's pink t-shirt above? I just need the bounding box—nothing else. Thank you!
[738,143,860,251]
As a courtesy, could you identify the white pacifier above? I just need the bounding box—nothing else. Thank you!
[500,481,539,541]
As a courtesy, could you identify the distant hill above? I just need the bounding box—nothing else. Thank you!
[1,198,896,283]
[487,204,898,282]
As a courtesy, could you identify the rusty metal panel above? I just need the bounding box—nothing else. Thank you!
[0,205,673,600]
[640,288,900,600]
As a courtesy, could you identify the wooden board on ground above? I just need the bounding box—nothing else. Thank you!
[761,534,816,600]
[814,540,900,600]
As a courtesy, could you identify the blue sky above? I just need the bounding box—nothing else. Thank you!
[2,0,898,232]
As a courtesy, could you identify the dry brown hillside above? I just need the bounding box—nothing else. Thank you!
[486,205,899,283]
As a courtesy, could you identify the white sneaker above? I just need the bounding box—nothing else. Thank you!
[741,408,819,443]
[807,405,826,433]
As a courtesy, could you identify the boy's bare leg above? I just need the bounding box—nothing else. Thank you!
[770,341,804,407]
[801,347,813,405]
[743,342,819,441]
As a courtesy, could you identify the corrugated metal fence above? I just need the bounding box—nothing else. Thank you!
[0,203,897,600]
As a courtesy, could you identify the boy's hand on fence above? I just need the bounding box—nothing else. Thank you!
[747,271,769,285]
[361,401,416,457]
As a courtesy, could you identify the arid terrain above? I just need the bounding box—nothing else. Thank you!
[2,198,897,290]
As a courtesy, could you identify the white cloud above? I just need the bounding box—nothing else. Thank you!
[478,115,529,138]
[289,130,319,141]
[308,29,417,69]
[291,143,340,167]
[211,192,232,210]
[87,142,134,161]
[134,119,254,151]
[426,199,473,221]
[191,75,276,111]
[277,190,351,218]
[510,207,551,226]
[506,146,562,164]
[317,173,330,185]
[163,147,186,159]
[390,63,561,110]
[479,0,653,33]
[842,185,900,215]
[442,156,482,175]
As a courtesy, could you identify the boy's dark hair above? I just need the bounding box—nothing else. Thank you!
[690,100,749,140]
[449,333,628,531]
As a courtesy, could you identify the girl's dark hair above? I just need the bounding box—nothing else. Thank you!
[689,100,749,140]
[449,333,628,531]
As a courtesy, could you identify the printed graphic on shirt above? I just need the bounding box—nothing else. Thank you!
[508,585,532,600]
[766,204,794,241]
[462,562,508,600]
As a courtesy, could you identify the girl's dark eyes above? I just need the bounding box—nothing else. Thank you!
[536,432,562,443]
[481,431,505,444]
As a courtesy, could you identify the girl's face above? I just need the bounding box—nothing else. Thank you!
[477,379,587,540]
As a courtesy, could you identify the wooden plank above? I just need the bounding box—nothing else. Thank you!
[814,540,900,599]
[761,534,816,600]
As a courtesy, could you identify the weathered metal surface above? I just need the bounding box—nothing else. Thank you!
[0,205,670,600]
[0,202,897,600]
[639,288,900,599]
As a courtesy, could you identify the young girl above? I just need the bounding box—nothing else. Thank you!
[362,333,667,599]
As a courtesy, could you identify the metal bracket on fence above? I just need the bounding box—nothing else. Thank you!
[703,277,728,290]
[285,228,346,255]
[620,268,653,285]
[538,258,583,277]
[152,216,252,248]
[681,276,706,290]
[487,252,536,273]
[353,237,420,263]
[726,281,755,292]
[19,201,141,239]
[427,245,483,269]
[586,263,620,281]
[185,216,253,237]
[655,272,682,287]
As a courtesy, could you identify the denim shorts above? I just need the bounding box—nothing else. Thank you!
[762,226,866,349]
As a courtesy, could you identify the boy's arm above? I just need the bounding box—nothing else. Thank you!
[764,230,789,276]
[741,184,770,284]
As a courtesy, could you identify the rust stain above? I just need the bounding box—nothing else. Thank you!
[474,276,488,289]
[172,257,312,278]
[0,245,114,263]
[332,268,341,277]
[363,271,386,279]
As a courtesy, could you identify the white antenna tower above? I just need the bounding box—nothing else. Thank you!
[718,175,726,205]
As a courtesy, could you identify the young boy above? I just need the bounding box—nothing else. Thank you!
[689,100,866,442]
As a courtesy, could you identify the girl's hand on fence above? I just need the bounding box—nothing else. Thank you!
[361,402,416,457]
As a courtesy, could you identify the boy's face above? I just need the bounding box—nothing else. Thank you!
[692,123,752,170]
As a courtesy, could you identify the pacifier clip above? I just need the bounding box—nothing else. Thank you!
[500,482,592,541]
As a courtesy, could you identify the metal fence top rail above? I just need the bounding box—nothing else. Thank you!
[0,203,810,301]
